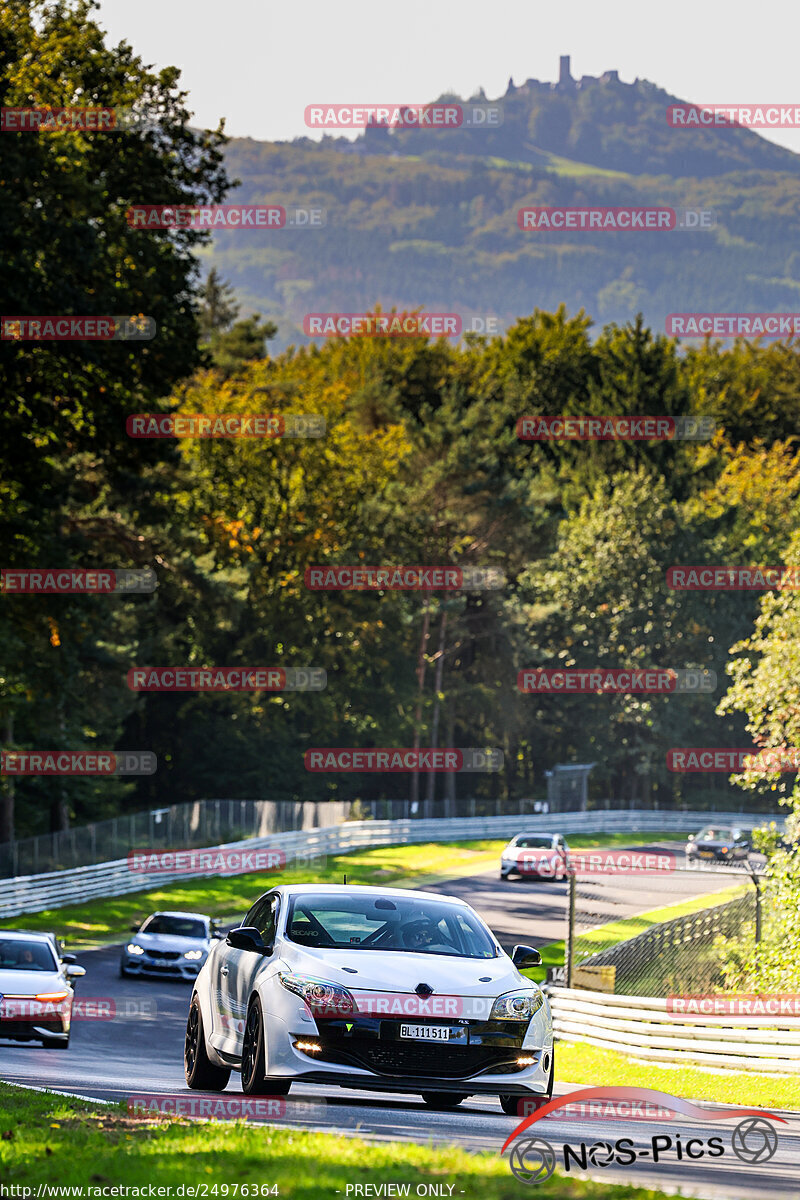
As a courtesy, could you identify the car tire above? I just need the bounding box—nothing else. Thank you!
[241,996,291,1096]
[421,1092,467,1109]
[42,1037,69,1049]
[119,964,131,979]
[185,995,231,1091]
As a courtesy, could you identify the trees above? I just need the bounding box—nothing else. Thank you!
[1,0,230,839]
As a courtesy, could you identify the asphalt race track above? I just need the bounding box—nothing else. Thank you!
[2,843,798,1199]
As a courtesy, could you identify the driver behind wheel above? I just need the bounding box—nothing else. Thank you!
[401,915,451,951]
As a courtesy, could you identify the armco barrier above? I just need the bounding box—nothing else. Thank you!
[0,809,778,919]
[546,986,800,1073]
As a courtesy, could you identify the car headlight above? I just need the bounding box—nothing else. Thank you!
[184,949,204,960]
[126,943,144,955]
[490,989,545,1020]
[501,851,516,862]
[278,972,357,1015]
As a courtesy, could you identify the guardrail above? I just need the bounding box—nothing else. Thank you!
[0,809,778,919]
[547,986,800,1073]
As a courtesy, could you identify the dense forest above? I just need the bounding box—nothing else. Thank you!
[2,2,800,843]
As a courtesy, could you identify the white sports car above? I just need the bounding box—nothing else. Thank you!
[185,884,553,1113]
[121,910,222,980]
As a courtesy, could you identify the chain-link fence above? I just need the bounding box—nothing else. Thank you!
[562,852,763,997]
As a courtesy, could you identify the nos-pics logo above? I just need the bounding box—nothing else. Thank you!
[502,1087,783,1185]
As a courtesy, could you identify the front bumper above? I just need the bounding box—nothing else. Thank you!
[122,953,204,980]
[263,1010,553,1097]
[0,1018,69,1042]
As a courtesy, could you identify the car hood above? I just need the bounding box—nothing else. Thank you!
[278,944,530,997]
[0,969,66,996]
[133,933,209,952]
[690,839,734,849]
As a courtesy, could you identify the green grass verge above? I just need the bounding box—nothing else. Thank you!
[2,832,681,950]
[0,1082,682,1198]
[557,1040,800,1110]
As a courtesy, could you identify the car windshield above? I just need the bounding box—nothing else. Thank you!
[140,916,207,939]
[0,938,57,971]
[515,837,556,849]
[697,828,734,842]
[286,895,498,958]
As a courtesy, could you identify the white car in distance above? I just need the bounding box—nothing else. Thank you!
[500,833,570,881]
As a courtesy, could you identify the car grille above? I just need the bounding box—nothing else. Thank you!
[313,1025,526,1078]
[144,951,181,961]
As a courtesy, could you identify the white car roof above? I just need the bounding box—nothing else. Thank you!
[0,930,56,942]
[147,910,210,921]
[512,833,560,840]
[271,884,469,906]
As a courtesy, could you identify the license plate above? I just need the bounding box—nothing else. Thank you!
[699,850,715,857]
[399,1024,452,1041]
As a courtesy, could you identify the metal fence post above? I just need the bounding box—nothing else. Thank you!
[565,871,576,987]
[748,864,762,943]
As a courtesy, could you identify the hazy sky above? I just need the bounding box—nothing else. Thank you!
[94,0,800,153]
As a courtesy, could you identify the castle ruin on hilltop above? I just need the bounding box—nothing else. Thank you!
[506,55,623,96]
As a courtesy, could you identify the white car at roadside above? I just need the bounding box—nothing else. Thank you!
[0,931,85,1049]
[185,884,553,1114]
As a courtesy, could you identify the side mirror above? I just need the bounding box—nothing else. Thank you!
[61,953,77,964]
[512,944,542,969]
[65,965,86,979]
[687,834,695,842]
[226,926,272,955]
[130,923,141,933]
[212,931,225,939]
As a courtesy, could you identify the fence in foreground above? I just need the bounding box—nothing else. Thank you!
[0,808,778,919]
[547,986,800,1073]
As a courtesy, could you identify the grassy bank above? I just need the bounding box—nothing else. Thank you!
[0,1081,685,1199]
[557,1040,800,1110]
